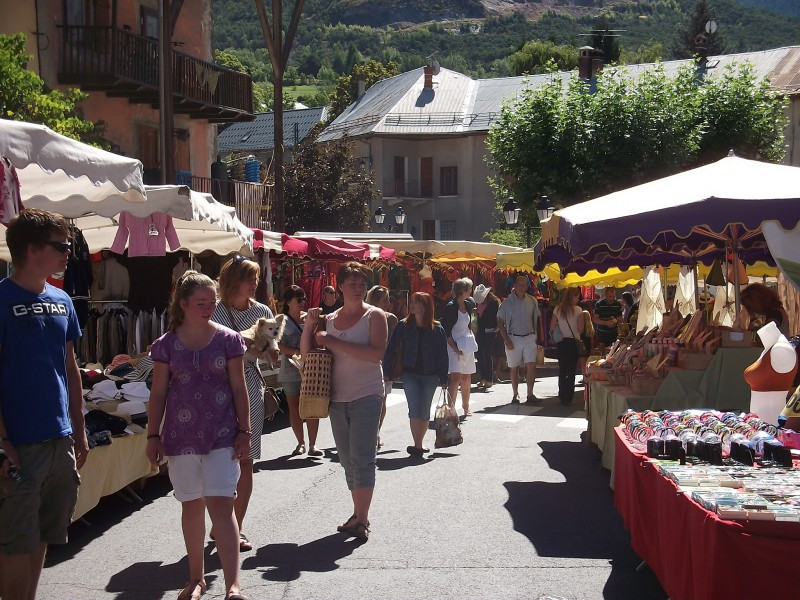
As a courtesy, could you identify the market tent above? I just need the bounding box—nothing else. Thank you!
[1,119,147,206]
[536,155,800,272]
[72,186,253,255]
[763,220,800,291]
[251,230,309,256]
[299,237,369,261]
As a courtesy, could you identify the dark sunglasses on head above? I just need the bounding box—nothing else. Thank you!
[45,241,72,253]
[232,254,248,264]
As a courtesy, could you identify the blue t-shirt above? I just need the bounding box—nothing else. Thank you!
[0,278,81,445]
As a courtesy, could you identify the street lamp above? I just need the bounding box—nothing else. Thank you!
[373,206,405,232]
[502,195,554,248]
[536,195,555,223]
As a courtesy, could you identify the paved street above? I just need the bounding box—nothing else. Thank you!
[42,365,667,600]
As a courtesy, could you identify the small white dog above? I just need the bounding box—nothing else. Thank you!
[239,314,285,367]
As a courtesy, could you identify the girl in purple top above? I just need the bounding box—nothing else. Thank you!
[146,271,251,600]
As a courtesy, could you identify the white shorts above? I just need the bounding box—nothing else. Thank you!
[167,447,241,502]
[505,334,538,368]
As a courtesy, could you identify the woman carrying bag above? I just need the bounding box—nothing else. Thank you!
[301,262,388,542]
[549,287,584,406]
[383,292,449,457]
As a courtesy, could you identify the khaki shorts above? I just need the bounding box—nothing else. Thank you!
[505,334,538,368]
[0,436,80,555]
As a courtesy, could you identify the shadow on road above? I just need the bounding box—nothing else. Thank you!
[241,533,361,582]
[106,545,220,599]
[46,474,175,568]
[254,456,326,472]
[503,440,667,600]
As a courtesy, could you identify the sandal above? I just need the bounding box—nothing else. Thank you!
[226,593,249,600]
[177,579,206,600]
[239,533,253,552]
[350,522,370,542]
[291,444,305,456]
[307,447,324,457]
[337,514,357,533]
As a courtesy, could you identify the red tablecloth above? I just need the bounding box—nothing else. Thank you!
[613,428,800,600]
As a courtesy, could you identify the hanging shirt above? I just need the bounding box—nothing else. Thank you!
[111,212,181,257]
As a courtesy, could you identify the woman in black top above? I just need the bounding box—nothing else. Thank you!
[473,285,499,390]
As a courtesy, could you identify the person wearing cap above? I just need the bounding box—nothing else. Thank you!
[497,274,541,404]
[0,209,89,600]
[474,284,500,390]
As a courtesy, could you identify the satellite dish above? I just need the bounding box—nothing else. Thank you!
[431,60,441,75]
[705,20,717,34]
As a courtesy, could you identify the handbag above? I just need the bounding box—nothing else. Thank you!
[433,390,463,449]
[299,318,332,419]
[264,387,283,421]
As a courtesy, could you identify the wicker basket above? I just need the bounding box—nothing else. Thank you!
[299,348,333,419]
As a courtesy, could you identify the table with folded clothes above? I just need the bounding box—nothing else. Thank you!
[613,427,800,600]
[588,347,761,484]
[73,355,157,521]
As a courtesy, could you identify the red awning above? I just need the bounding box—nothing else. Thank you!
[300,237,368,261]
[251,229,309,256]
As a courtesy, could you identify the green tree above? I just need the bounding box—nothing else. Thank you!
[0,33,97,142]
[253,82,294,112]
[284,125,374,233]
[673,0,726,59]
[509,40,578,76]
[486,62,787,214]
[328,60,399,121]
[619,41,664,65]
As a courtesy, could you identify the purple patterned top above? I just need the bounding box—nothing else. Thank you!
[150,326,246,456]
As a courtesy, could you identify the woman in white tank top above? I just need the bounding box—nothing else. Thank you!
[301,262,388,542]
[549,288,585,405]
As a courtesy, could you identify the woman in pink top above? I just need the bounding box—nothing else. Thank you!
[301,262,388,542]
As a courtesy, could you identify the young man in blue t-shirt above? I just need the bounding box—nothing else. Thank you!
[0,209,88,599]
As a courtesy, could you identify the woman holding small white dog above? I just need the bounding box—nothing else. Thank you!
[212,255,276,552]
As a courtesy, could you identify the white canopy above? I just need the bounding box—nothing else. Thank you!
[0,120,147,205]
[0,186,253,260]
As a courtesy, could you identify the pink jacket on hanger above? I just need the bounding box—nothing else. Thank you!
[111,212,181,257]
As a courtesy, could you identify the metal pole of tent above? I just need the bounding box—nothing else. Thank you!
[692,259,700,311]
[731,229,742,319]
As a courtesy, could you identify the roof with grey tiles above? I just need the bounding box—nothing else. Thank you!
[218,106,329,152]
[319,46,800,142]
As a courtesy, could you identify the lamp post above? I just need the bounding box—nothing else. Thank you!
[373,206,406,232]
[502,195,554,248]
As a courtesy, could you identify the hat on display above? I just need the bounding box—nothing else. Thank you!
[473,284,490,304]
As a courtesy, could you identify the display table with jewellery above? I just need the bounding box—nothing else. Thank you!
[587,347,761,480]
[613,427,800,600]
[73,432,156,522]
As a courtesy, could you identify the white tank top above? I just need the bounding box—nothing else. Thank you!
[556,306,582,339]
[326,305,385,403]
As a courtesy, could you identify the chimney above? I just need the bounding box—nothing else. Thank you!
[424,65,433,89]
[578,46,593,80]
[357,75,366,100]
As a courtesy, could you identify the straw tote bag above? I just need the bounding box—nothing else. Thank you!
[299,318,333,419]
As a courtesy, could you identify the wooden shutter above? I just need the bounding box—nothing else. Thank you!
[420,157,433,197]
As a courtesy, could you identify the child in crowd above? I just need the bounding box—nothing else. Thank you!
[146,271,251,600]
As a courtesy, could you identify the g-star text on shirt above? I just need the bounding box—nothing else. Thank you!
[12,302,69,317]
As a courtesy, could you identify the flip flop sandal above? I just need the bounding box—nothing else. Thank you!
[226,594,249,600]
[291,444,305,456]
[239,533,253,552]
[307,447,324,457]
[350,522,370,542]
[177,579,206,600]
[337,514,357,532]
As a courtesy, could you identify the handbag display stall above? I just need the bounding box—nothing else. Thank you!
[299,347,332,419]
[434,390,463,449]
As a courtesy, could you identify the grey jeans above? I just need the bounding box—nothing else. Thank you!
[329,395,383,489]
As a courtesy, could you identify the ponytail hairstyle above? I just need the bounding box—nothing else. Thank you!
[168,270,217,331]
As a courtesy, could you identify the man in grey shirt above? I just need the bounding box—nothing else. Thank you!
[497,274,541,404]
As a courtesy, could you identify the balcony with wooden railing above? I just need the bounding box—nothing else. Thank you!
[187,176,273,230]
[58,26,253,122]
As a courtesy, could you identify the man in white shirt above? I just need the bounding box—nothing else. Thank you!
[497,274,541,404]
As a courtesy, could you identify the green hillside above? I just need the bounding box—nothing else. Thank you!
[211,0,800,103]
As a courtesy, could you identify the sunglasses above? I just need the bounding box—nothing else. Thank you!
[232,254,248,264]
[45,241,72,253]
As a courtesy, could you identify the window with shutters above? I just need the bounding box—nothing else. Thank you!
[440,166,458,196]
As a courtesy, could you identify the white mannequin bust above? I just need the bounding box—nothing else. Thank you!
[749,321,797,422]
